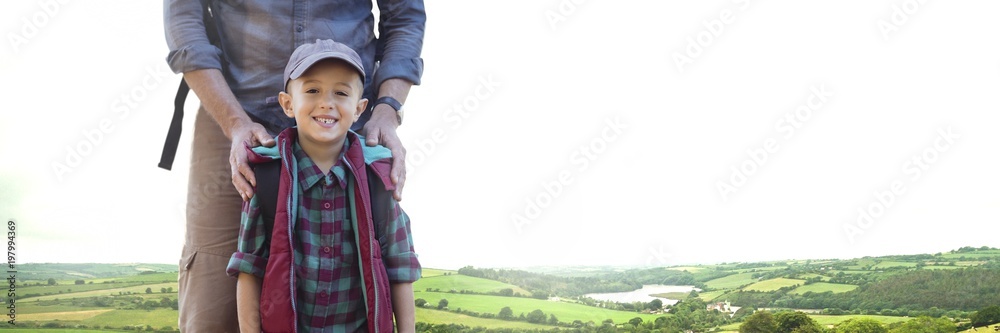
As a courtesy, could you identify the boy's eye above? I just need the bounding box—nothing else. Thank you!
[306,88,319,93]
[336,91,348,96]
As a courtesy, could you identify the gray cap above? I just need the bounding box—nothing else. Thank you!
[283,39,365,90]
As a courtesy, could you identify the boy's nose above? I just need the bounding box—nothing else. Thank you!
[319,94,336,108]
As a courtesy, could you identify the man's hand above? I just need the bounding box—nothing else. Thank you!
[230,119,275,201]
[363,105,406,201]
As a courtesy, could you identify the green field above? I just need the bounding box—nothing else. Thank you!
[705,272,757,290]
[797,273,828,281]
[718,314,911,331]
[413,291,661,324]
[742,278,804,292]
[871,261,917,269]
[23,282,177,302]
[665,266,706,273]
[414,273,530,295]
[696,290,728,302]
[810,314,911,326]
[415,307,557,329]
[420,268,456,277]
[791,282,858,294]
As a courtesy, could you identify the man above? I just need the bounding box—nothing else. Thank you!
[163,1,425,331]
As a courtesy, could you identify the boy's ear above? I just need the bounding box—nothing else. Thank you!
[278,91,294,118]
[353,98,369,121]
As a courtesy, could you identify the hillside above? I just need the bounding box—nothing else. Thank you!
[5,247,1000,332]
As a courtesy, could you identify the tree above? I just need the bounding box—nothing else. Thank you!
[740,311,778,333]
[145,287,153,294]
[648,299,664,310]
[74,279,85,285]
[889,316,954,333]
[776,311,821,333]
[834,318,887,333]
[971,305,1000,327]
[498,288,514,297]
[628,317,643,326]
[548,314,559,325]
[437,299,448,310]
[414,298,427,307]
[526,309,546,323]
[47,278,56,285]
[160,288,167,293]
[498,306,513,319]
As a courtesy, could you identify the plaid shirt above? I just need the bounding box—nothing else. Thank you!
[228,139,420,332]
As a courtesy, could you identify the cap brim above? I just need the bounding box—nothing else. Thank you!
[288,51,366,82]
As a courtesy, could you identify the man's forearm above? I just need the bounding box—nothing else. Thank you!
[183,68,252,140]
[236,273,262,332]
[371,78,414,125]
[390,282,416,332]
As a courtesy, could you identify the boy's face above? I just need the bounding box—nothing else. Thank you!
[279,59,368,148]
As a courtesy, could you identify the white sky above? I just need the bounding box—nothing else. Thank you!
[1,1,999,270]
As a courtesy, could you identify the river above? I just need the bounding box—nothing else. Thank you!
[584,285,699,305]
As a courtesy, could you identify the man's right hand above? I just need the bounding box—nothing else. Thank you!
[230,119,275,201]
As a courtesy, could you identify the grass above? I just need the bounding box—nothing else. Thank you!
[705,272,757,290]
[415,307,558,329]
[742,278,804,292]
[797,273,828,281]
[414,274,530,295]
[718,314,911,331]
[22,283,177,302]
[696,290,728,302]
[665,266,706,273]
[413,291,661,324]
[17,309,113,321]
[921,265,965,270]
[791,282,858,294]
[809,314,910,326]
[79,309,179,327]
[421,268,457,277]
[872,261,917,269]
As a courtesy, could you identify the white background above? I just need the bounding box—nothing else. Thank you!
[1,0,998,269]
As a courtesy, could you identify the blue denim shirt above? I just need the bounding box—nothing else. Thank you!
[164,0,425,134]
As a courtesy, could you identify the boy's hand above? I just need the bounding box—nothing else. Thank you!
[230,119,275,201]
[363,106,406,201]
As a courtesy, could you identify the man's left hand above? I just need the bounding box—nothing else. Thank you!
[363,105,406,201]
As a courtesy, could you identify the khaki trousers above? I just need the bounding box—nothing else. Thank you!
[178,106,242,332]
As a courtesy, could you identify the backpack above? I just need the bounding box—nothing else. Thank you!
[253,160,394,239]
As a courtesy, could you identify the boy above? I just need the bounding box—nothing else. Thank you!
[226,39,420,333]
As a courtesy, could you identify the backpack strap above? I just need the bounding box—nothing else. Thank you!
[255,160,282,237]
[157,79,189,170]
[157,0,223,171]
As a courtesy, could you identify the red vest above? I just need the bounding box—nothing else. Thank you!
[248,128,396,333]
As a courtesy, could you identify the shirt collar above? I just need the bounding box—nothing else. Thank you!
[292,140,349,190]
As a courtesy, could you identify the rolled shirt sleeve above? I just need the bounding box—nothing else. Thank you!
[163,0,224,74]
[226,195,270,278]
[376,194,421,283]
[373,0,426,90]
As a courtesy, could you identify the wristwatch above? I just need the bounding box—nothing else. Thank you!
[374,96,404,125]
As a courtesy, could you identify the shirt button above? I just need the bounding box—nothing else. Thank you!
[319,291,328,298]
[323,202,331,209]
[296,25,303,32]
[323,246,331,254]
